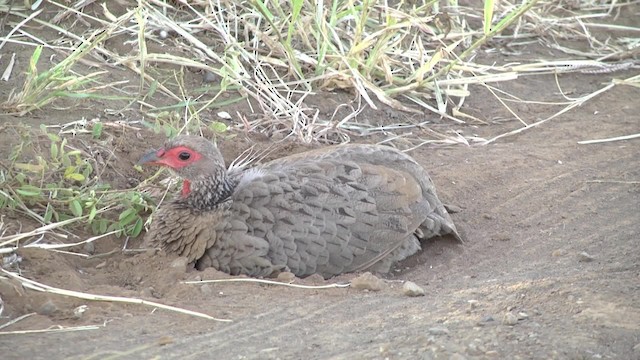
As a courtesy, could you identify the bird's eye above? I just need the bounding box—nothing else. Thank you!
[178,151,191,161]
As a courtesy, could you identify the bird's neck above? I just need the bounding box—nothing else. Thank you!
[182,171,236,211]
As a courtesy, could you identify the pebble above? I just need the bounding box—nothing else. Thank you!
[141,287,159,299]
[578,252,596,262]
[466,342,485,356]
[276,272,296,283]
[468,299,479,309]
[351,272,385,291]
[517,312,529,320]
[485,350,499,357]
[200,284,214,296]
[170,257,189,272]
[402,281,426,297]
[449,353,467,360]
[551,249,565,257]
[428,327,449,336]
[492,233,511,241]
[481,315,495,322]
[73,305,87,319]
[95,261,107,269]
[477,315,495,326]
[633,343,640,352]
[203,71,217,83]
[38,300,58,316]
[502,312,518,326]
[83,241,95,255]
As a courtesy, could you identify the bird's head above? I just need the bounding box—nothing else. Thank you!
[139,135,226,197]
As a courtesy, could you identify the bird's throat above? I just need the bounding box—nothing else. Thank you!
[181,179,192,197]
[182,174,236,211]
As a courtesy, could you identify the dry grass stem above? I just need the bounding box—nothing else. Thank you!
[184,278,351,290]
[578,133,640,145]
[1,269,232,322]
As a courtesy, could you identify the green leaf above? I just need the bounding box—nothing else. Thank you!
[65,173,86,182]
[88,205,97,222]
[99,219,108,234]
[16,185,41,197]
[83,162,94,178]
[69,199,83,217]
[118,208,138,226]
[44,204,53,223]
[13,163,44,173]
[210,122,228,133]
[92,122,103,139]
[62,154,71,167]
[130,217,144,237]
[118,208,136,221]
[50,142,59,160]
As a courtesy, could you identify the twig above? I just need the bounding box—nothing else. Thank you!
[184,278,351,289]
[577,133,640,145]
[1,269,231,322]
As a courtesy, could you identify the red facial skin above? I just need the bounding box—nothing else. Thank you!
[142,146,202,196]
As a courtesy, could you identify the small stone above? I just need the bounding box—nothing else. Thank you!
[517,312,529,320]
[38,300,58,316]
[468,299,479,309]
[2,253,22,268]
[157,336,174,346]
[428,327,449,335]
[73,305,88,319]
[83,241,95,255]
[485,350,499,357]
[449,354,467,360]
[305,273,325,283]
[502,312,518,326]
[145,248,158,257]
[492,233,510,241]
[351,272,385,291]
[95,261,107,269]
[402,281,425,297]
[276,272,296,283]
[141,287,160,299]
[633,343,640,352]
[203,71,217,83]
[200,284,214,296]
[552,249,565,257]
[481,315,495,322]
[466,342,483,356]
[477,315,495,326]
[170,257,189,272]
[578,252,596,262]
[217,111,232,120]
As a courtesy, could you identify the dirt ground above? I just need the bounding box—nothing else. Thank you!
[1,4,639,360]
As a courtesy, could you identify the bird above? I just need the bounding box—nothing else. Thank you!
[139,135,461,279]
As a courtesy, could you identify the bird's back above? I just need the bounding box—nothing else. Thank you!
[201,144,459,278]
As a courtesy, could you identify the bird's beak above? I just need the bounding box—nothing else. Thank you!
[138,149,165,166]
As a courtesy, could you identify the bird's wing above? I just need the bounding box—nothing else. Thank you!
[228,146,433,278]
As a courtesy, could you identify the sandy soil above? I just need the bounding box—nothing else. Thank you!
[1,3,639,360]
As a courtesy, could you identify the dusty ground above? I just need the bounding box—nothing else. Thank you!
[1,4,639,360]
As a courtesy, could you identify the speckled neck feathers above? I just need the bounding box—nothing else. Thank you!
[180,168,237,211]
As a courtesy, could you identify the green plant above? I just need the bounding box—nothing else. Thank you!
[0,126,150,238]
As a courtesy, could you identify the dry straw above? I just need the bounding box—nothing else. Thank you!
[0,269,231,322]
